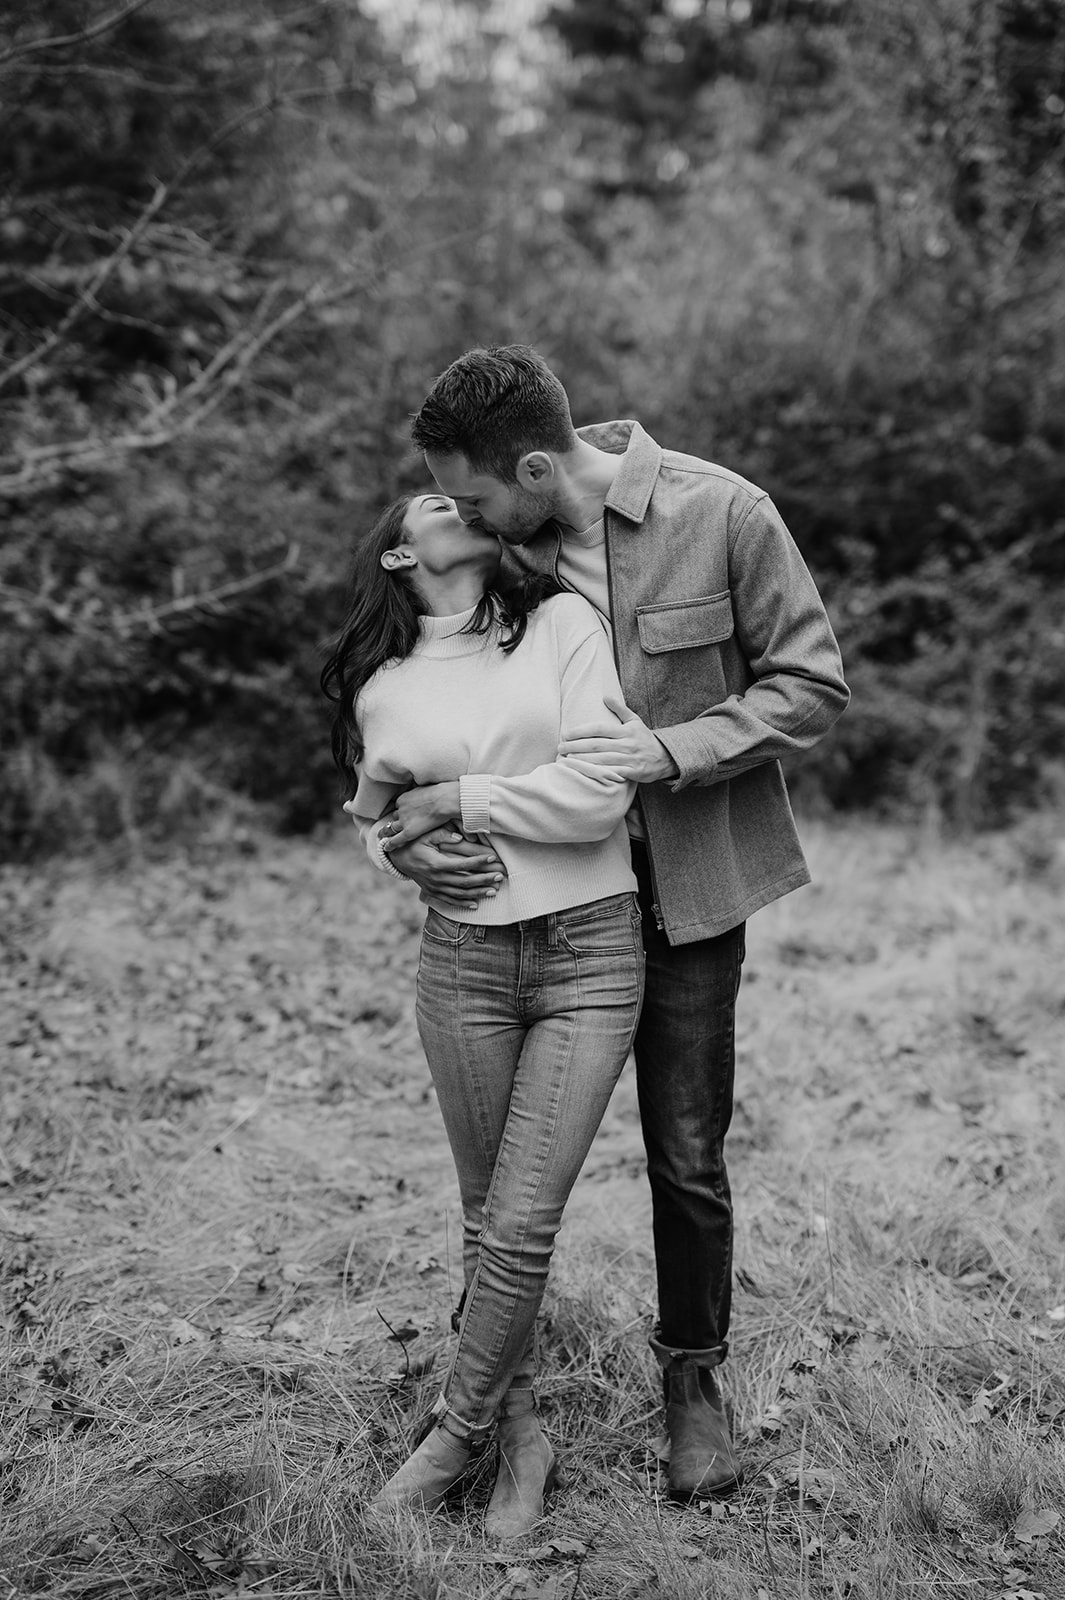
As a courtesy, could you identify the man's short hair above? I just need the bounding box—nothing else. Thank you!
[411,344,577,482]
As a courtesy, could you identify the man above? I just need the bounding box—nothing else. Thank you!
[378,344,849,1500]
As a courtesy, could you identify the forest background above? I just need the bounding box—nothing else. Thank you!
[3,8,1065,1599]
[1,0,1064,858]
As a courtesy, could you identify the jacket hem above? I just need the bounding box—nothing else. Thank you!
[661,867,811,945]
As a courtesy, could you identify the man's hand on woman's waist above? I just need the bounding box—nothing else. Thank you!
[383,818,506,910]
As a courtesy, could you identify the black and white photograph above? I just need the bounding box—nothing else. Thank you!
[2,2,1063,1596]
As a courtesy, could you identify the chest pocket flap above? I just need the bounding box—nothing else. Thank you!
[636,591,734,654]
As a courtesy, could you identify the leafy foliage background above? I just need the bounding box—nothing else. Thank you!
[2,0,1064,858]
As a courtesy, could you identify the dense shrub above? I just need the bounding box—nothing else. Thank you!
[2,0,1062,858]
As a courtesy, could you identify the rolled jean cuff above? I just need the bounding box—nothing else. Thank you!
[431,1390,494,1442]
[649,1329,729,1369]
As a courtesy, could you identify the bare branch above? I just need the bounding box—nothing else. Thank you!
[0,245,380,498]
[0,0,159,69]
[0,215,482,500]
[0,544,301,637]
[0,183,168,396]
[113,543,302,633]
[0,81,368,399]
[163,83,364,199]
[0,584,88,628]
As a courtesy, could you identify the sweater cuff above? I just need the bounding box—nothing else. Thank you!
[459,774,492,836]
[369,822,408,881]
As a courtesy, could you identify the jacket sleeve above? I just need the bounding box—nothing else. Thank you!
[654,494,849,789]
[458,619,636,842]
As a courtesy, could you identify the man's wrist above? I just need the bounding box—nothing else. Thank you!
[653,736,680,781]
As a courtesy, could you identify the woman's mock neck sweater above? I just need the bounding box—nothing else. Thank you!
[350,593,637,924]
[416,604,484,653]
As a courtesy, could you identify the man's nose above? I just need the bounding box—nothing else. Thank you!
[455,505,480,525]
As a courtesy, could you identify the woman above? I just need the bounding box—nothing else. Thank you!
[321,492,644,1540]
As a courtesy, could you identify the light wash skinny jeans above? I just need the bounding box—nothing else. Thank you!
[415,891,645,1435]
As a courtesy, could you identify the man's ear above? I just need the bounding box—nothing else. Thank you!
[380,548,417,572]
[516,451,555,489]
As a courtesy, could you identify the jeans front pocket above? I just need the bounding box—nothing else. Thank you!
[557,894,640,957]
[423,907,474,946]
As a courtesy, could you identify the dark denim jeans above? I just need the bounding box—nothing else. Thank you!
[631,842,745,1353]
[415,892,644,1433]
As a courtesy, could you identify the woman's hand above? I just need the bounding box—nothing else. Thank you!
[382,782,462,852]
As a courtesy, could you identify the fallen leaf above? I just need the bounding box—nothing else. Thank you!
[387,1321,420,1343]
[967,1369,1013,1424]
[538,1537,586,1559]
[783,1465,839,1504]
[530,1577,574,1600]
[521,1540,579,1561]
[160,1536,211,1576]
[497,1569,535,1600]
[1012,1506,1060,1544]
[167,1317,206,1345]
[966,1393,995,1425]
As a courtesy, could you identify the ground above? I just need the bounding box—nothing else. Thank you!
[1,814,1063,1598]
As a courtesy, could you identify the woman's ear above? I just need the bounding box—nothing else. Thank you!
[380,547,418,572]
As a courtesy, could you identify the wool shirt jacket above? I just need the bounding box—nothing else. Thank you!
[504,420,851,945]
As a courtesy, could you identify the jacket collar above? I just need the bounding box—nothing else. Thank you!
[576,419,662,526]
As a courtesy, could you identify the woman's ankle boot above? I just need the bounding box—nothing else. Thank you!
[484,1413,557,1542]
[370,1422,471,1514]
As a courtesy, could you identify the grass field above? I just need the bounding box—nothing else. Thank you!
[1,816,1063,1599]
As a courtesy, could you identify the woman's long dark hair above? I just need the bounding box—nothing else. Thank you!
[320,494,559,793]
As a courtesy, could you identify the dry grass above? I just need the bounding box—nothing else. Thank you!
[2,815,1063,1599]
